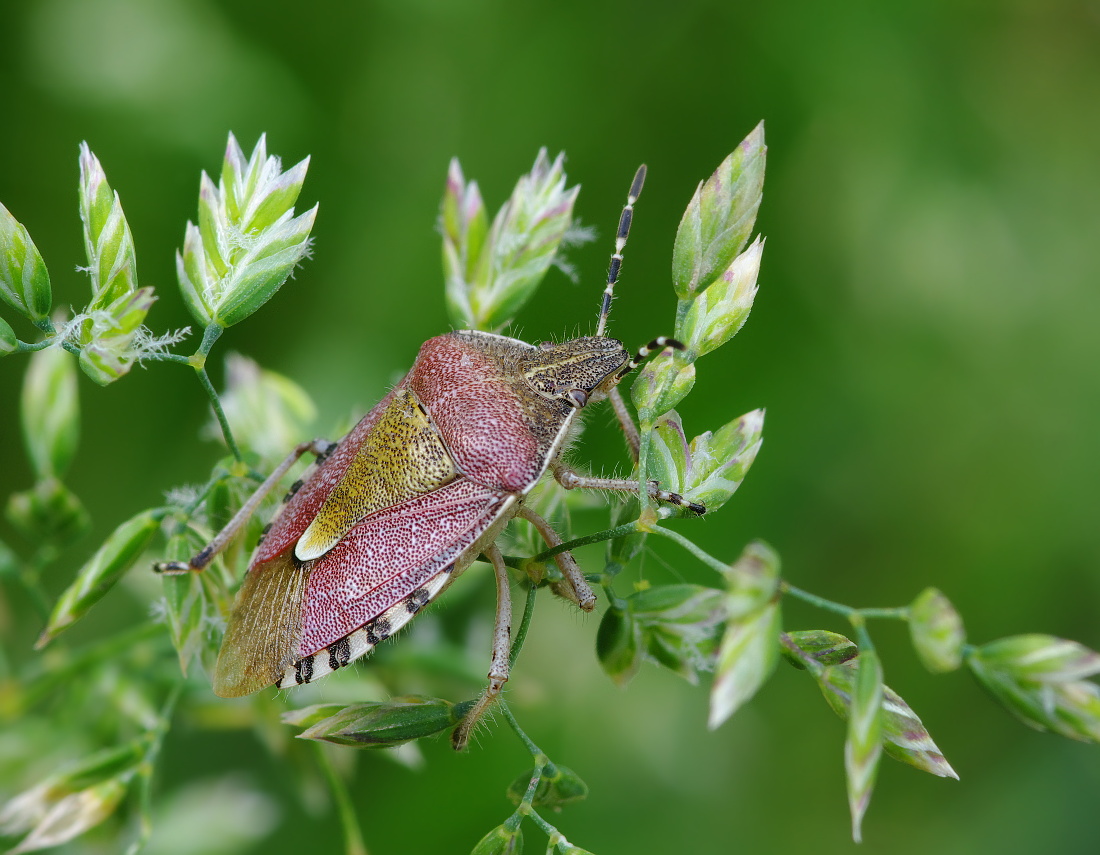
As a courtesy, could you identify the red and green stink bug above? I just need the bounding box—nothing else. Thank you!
[159,165,702,748]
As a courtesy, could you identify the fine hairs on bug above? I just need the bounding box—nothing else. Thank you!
[157,163,703,749]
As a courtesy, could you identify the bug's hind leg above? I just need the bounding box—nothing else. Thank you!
[452,543,513,751]
[155,438,337,574]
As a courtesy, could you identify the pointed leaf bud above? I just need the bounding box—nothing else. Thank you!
[709,601,780,728]
[78,143,138,309]
[21,347,78,480]
[682,409,765,513]
[442,159,490,329]
[7,779,126,855]
[630,352,696,420]
[784,633,957,778]
[969,636,1100,743]
[37,509,164,647]
[443,150,582,331]
[781,629,858,669]
[177,133,316,328]
[722,540,781,619]
[630,584,725,683]
[678,237,762,358]
[845,649,883,843]
[0,202,52,322]
[160,532,207,674]
[909,587,965,673]
[75,287,158,384]
[288,696,475,748]
[672,123,765,299]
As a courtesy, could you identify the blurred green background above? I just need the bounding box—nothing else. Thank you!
[2,0,1100,853]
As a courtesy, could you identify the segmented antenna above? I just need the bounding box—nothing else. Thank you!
[596,164,646,337]
[616,336,685,380]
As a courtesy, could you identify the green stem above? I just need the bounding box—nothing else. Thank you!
[509,583,538,669]
[313,744,370,855]
[193,364,243,462]
[647,524,729,574]
[126,685,182,855]
[527,522,639,564]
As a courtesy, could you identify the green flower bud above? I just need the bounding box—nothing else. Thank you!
[909,587,965,673]
[605,496,645,571]
[160,532,208,674]
[443,150,583,331]
[678,237,763,358]
[630,352,696,420]
[0,201,52,321]
[37,508,163,647]
[672,123,765,299]
[596,605,642,687]
[975,634,1100,683]
[177,133,316,328]
[507,764,589,808]
[6,779,126,855]
[0,316,18,355]
[21,347,78,480]
[289,696,475,748]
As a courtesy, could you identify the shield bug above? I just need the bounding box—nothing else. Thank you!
[158,164,703,748]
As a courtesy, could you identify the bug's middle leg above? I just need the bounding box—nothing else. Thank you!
[452,543,513,751]
[554,465,706,515]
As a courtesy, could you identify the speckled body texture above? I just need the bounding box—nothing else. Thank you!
[213,330,630,697]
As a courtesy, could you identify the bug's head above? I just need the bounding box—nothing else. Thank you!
[518,337,631,409]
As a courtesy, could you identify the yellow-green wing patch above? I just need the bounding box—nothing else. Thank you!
[296,389,457,561]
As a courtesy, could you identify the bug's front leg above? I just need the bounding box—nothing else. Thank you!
[452,543,513,751]
[554,465,706,515]
[155,438,337,574]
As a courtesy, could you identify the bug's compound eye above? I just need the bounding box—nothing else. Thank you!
[565,388,588,409]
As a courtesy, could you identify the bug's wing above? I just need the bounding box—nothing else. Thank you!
[212,549,309,697]
[213,477,512,697]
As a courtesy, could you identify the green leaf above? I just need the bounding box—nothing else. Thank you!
[672,123,766,299]
[6,479,90,546]
[909,587,965,673]
[0,201,52,322]
[470,822,523,855]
